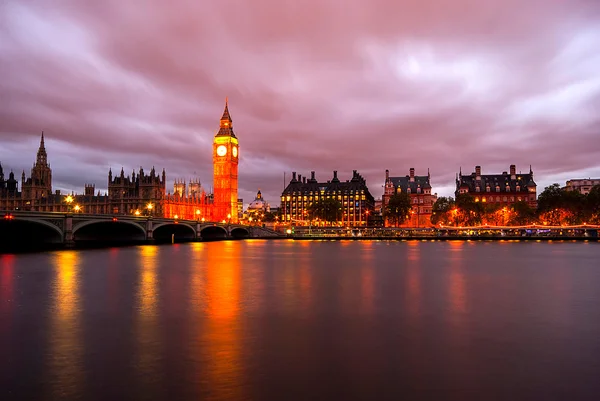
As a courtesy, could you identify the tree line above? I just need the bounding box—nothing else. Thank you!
[431,184,600,226]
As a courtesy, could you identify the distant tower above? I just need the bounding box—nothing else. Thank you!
[23,132,52,199]
[212,99,239,223]
[174,179,186,197]
[188,178,202,197]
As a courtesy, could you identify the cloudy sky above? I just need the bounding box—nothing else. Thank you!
[1,0,600,206]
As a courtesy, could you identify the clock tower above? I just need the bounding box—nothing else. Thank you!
[213,99,239,223]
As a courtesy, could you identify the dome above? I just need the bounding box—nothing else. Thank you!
[247,189,269,211]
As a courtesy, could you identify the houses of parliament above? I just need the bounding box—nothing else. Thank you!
[0,101,240,223]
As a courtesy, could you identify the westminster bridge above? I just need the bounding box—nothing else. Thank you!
[1,211,282,249]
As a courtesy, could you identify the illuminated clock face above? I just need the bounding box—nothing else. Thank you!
[232,146,238,158]
[216,145,227,157]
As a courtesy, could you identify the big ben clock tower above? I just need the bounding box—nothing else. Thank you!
[213,99,239,223]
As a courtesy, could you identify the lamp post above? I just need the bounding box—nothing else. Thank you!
[65,195,74,213]
[146,202,153,217]
[196,209,201,221]
[227,213,231,225]
[73,205,81,213]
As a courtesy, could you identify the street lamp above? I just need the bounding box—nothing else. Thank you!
[201,217,205,223]
[227,213,231,224]
[65,195,73,212]
[73,205,81,213]
[146,202,153,217]
[195,209,201,221]
[134,209,141,216]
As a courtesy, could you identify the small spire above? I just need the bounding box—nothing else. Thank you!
[221,98,232,122]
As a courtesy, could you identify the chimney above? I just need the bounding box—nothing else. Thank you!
[303,176,306,184]
[298,174,302,182]
[409,168,415,182]
[311,171,315,181]
[333,171,338,180]
[475,165,481,179]
[292,172,297,181]
[510,164,516,179]
[385,169,389,181]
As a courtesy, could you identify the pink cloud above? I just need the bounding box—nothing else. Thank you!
[1,0,600,206]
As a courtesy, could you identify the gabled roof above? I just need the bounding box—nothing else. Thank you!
[389,175,432,192]
[457,172,536,193]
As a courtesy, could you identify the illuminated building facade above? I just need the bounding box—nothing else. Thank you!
[383,168,437,227]
[456,165,537,207]
[212,100,239,223]
[107,166,167,215]
[565,178,600,195]
[280,170,375,226]
[1,102,242,222]
[247,190,270,216]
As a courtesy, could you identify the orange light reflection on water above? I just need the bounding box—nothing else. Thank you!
[406,241,421,317]
[47,250,83,399]
[135,245,161,394]
[200,241,244,400]
[360,241,375,315]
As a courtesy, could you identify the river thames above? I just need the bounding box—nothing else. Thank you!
[1,240,599,400]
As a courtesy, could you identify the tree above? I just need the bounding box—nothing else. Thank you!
[537,183,585,225]
[509,201,536,225]
[431,196,455,225]
[384,193,412,227]
[455,194,485,226]
[308,198,342,224]
[262,212,277,222]
[585,185,600,224]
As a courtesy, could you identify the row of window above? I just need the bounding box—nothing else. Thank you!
[282,195,368,202]
[475,185,524,192]
[395,188,431,194]
[474,195,535,203]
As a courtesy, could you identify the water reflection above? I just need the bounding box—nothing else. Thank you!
[201,241,244,400]
[405,241,421,317]
[360,242,375,315]
[0,255,15,364]
[0,254,15,316]
[135,246,161,393]
[46,250,83,400]
[448,243,467,316]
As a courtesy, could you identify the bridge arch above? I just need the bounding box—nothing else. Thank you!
[231,227,250,239]
[0,218,64,249]
[73,219,146,242]
[19,218,64,239]
[200,225,228,239]
[153,222,196,242]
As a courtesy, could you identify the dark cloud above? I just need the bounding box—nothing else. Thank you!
[1,0,600,206]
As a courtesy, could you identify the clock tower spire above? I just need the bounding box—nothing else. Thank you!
[212,99,239,223]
